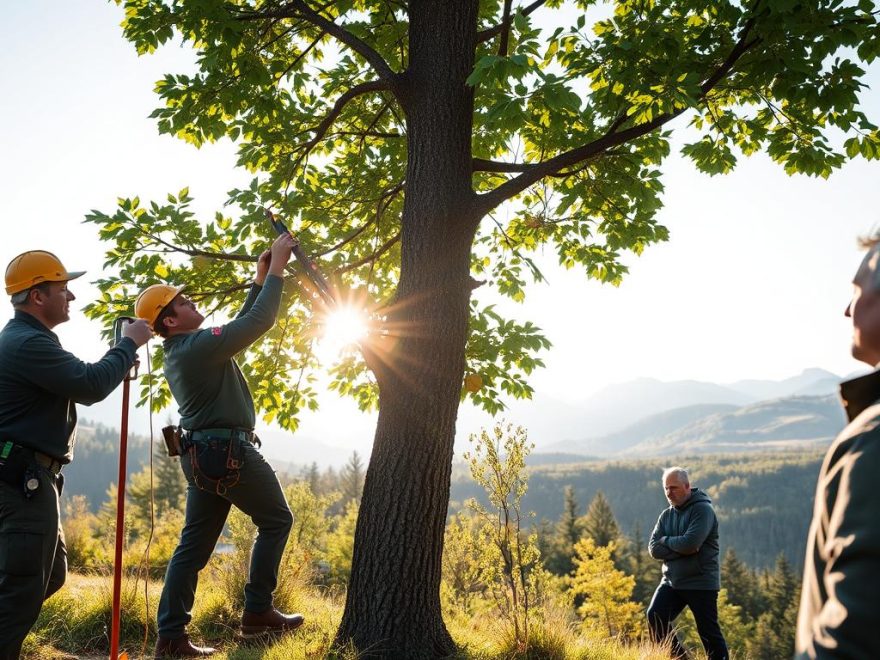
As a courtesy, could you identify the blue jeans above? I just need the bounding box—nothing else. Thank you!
[647,583,729,660]
[157,438,292,638]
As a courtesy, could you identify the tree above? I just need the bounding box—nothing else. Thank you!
[623,520,660,605]
[746,553,800,659]
[339,450,366,505]
[569,538,642,639]
[299,461,321,495]
[766,553,798,624]
[90,1,880,654]
[721,547,760,620]
[580,490,621,549]
[464,423,541,650]
[546,485,583,575]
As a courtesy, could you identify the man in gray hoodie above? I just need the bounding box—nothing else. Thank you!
[647,466,727,660]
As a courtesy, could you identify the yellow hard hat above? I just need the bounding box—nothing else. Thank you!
[135,284,186,325]
[5,250,85,295]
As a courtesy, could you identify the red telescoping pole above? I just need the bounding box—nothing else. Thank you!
[110,319,136,660]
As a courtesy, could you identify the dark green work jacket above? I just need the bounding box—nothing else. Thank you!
[0,311,138,463]
[163,275,282,431]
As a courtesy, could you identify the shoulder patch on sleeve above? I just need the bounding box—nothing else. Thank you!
[211,326,223,336]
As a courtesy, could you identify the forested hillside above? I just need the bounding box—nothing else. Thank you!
[68,420,822,570]
[64,421,152,506]
[451,451,824,569]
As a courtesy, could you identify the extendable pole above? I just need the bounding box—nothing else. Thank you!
[110,318,136,660]
[109,373,131,659]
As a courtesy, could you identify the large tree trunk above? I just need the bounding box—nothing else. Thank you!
[335,1,480,655]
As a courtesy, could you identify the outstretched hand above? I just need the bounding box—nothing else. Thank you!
[268,233,298,276]
[255,250,271,285]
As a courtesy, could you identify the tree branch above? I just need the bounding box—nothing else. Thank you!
[236,1,399,86]
[474,153,621,175]
[305,80,389,151]
[273,30,325,83]
[336,233,401,274]
[497,0,513,57]
[478,0,548,44]
[473,158,530,173]
[281,79,389,190]
[475,17,763,215]
[314,181,404,258]
[190,282,252,301]
[128,220,257,263]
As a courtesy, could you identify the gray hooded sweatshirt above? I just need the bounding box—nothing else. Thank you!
[648,488,721,591]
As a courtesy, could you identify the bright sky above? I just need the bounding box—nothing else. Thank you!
[2,2,879,458]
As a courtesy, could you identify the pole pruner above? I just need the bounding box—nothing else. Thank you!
[109,316,138,660]
[265,208,336,307]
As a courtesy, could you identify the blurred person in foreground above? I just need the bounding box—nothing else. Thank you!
[795,235,880,659]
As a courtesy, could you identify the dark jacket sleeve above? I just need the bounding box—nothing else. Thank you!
[17,335,137,405]
[188,275,282,362]
[808,432,880,658]
[649,512,683,560]
[664,502,713,555]
[236,282,262,319]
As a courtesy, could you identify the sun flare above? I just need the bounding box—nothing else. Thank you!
[316,306,370,362]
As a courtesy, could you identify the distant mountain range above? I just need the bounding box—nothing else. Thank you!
[540,368,849,458]
[77,367,856,467]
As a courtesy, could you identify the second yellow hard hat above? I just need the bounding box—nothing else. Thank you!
[135,284,186,325]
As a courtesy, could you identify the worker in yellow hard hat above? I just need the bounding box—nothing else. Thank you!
[0,250,153,658]
[135,234,305,658]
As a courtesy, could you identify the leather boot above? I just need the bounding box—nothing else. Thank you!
[240,607,305,638]
[154,633,216,658]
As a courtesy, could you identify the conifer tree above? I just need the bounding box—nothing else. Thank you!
[747,553,800,659]
[300,461,321,495]
[581,490,621,549]
[721,548,760,620]
[767,553,798,622]
[340,451,366,505]
[546,485,582,575]
[569,538,642,639]
[624,521,660,605]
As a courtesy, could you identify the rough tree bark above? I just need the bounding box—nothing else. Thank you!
[335,0,481,655]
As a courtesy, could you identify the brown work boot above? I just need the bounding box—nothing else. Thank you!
[240,607,305,638]
[154,633,216,658]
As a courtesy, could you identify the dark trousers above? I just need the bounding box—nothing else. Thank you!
[157,439,293,638]
[0,471,66,660]
[647,583,729,660]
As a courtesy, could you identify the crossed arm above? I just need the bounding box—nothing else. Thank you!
[648,504,713,560]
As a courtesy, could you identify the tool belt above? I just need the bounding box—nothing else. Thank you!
[181,428,257,496]
[0,442,62,499]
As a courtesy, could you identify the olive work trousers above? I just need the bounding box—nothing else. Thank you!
[157,438,293,639]
[0,470,66,660]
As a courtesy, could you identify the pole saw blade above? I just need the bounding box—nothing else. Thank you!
[264,208,336,307]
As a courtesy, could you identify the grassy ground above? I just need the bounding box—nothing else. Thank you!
[23,573,679,659]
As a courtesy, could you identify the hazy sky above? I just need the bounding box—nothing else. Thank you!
[2,2,879,458]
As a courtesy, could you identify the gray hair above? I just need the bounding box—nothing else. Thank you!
[10,282,50,308]
[662,466,689,485]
